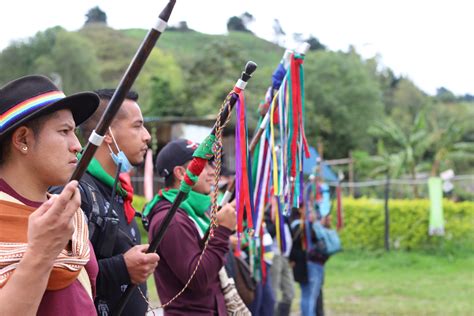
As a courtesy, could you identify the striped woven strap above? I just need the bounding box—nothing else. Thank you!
[0,194,90,290]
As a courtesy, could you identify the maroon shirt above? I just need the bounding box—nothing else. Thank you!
[148,200,232,316]
[0,179,98,315]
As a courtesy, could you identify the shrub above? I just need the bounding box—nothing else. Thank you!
[338,198,474,251]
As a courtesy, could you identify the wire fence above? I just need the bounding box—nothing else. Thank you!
[130,174,473,201]
[327,174,474,201]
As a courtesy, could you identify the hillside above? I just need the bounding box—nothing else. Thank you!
[122,28,287,113]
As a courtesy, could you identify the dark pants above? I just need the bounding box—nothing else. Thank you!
[316,289,324,316]
[249,264,276,316]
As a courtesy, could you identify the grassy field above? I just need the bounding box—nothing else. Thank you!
[312,250,474,316]
[146,250,474,315]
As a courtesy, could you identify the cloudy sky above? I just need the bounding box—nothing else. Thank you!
[1,0,472,96]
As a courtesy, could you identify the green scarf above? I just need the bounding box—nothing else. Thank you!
[87,158,127,197]
[144,189,211,235]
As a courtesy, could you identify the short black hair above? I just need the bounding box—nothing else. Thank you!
[0,112,56,165]
[164,173,175,187]
[0,133,13,165]
[79,89,139,141]
[93,89,139,102]
[164,160,190,188]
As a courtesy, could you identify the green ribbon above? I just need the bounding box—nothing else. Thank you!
[143,189,211,234]
[86,157,127,197]
[193,134,216,159]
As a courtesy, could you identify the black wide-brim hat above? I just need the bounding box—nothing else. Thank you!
[0,75,99,139]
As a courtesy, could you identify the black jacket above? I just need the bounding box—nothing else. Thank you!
[51,172,148,316]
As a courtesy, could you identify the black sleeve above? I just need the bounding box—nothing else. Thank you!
[96,254,131,294]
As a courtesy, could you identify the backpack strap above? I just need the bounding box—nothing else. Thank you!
[79,173,119,258]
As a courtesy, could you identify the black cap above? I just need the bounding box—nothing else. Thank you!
[155,139,199,178]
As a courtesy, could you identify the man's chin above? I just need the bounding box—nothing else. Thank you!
[132,158,145,167]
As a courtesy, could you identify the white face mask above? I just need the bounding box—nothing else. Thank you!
[107,127,133,173]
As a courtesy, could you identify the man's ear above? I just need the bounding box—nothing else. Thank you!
[11,126,33,154]
[103,129,114,145]
[173,165,186,181]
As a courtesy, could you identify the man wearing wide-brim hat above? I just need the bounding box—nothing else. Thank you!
[0,75,99,315]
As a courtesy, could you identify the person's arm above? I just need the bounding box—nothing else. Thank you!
[153,203,235,291]
[95,254,130,295]
[0,181,80,315]
[157,218,232,291]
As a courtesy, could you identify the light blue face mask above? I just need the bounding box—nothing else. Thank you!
[108,128,133,173]
[110,150,133,173]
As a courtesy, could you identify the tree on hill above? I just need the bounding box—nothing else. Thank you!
[436,87,456,103]
[305,35,326,51]
[461,94,474,102]
[227,12,254,33]
[85,6,107,25]
[0,27,100,92]
[168,21,193,32]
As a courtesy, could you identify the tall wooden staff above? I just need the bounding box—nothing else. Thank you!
[70,0,176,181]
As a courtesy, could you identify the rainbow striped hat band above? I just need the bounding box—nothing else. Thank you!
[0,90,65,132]
[0,75,99,138]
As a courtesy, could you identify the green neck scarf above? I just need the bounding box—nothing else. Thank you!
[144,189,211,235]
[87,158,127,197]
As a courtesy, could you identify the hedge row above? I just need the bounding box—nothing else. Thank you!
[338,198,474,251]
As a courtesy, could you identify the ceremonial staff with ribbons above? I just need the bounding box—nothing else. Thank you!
[115,61,258,315]
[220,43,310,208]
[219,42,310,253]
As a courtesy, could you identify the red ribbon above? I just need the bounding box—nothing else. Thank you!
[118,173,136,224]
[236,93,254,233]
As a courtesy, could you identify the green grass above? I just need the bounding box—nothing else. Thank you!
[320,251,474,316]
[145,251,474,315]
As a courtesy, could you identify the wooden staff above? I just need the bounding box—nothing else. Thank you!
[70,0,176,181]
